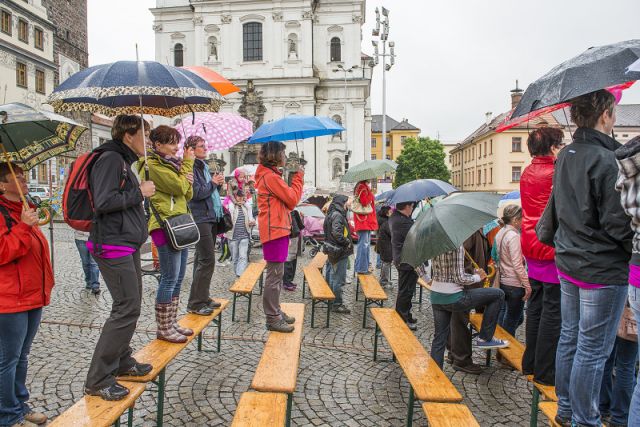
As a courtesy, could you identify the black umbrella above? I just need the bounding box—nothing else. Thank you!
[511,39,640,120]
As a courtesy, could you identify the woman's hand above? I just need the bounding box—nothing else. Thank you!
[474,268,487,280]
[21,206,39,227]
[523,285,532,301]
[185,172,194,184]
[213,173,224,186]
[140,181,156,197]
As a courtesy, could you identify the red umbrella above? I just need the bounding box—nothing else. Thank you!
[181,66,240,96]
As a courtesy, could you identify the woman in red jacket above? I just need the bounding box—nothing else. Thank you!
[520,127,564,386]
[353,180,377,275]
[0,162,54,427]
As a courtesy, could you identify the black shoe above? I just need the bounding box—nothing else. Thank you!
[189,305,214,316]
[85,383,130,401]
[452,363,483,375]
[554,415,571,427]
[332,305,351,314]
[91,288,101,295]
[118,362,152,377]
[408,315,417,325]
[446,353,454,365]
[207,299,222,309]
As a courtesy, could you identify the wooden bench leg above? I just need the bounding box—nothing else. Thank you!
[530,387,540,427]
[259,273,264,295]
[302,277,306,299]
[419,284,423,304]
[373,322,380,361]
[286,393,293,427]
[406,386,415,427]
[114,417,120,427]
[485,349,492,367]
[216,311,222,352]
[152,368,166,427]
[232,293,238,322]
[363,299,369,329]
[247,292,252,323]
[355,280,360,301]
[127,406,134,427]
[311,299,316,328]
[326,301,331,328]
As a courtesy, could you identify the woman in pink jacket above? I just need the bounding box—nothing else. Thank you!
[494,204,531,336]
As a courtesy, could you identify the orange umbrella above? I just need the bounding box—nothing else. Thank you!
[181,66,240,96]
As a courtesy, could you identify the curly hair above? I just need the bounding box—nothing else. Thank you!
[184,135,204,150]
[570,90,615,129]
[527,127,565,157]
[149,125,180,148]
[258,141,286,167]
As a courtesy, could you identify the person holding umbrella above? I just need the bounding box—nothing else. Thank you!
[353,180,377,275]
[254,141,304,332]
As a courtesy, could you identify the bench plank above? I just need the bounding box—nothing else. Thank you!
[230,261,266,294]
[538,402,563,427]
[251,303,305,394]
[371,308,462,403]
[119,299,229,382]
[309,252,328,270]
[469,313,525,372]
[303,266,335,301]
[422,403,480,427]
[231,392,287,427]
[49,382,145,427]
[358,274,388,301]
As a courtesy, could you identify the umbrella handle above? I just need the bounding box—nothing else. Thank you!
[0,142,28,209]
[464,249,493,287]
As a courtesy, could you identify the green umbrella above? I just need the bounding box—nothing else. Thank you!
[340,159,397,183]
[401,192,502,267]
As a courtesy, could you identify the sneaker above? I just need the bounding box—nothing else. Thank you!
[474,338,509,350]
[188,305,214,316]
[452,363,483,375]
[280,311,295,324]
[117,362,153,377]
[332,305,351,314]
[85,383,130,401]
[266,319,294,333]
[206,299,222,309]
[283,283,295,291]
[23,411,47,425]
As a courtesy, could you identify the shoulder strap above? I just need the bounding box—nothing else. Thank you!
[0,204,14,232]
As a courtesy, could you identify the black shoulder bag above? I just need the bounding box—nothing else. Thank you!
[149,199,200,251]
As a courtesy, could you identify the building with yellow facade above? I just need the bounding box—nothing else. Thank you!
[370,115,420,161]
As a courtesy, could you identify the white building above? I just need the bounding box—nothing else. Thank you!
[151,0,372,190]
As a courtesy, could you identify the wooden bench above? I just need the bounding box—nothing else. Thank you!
[302,252,328,298]
[140,241,195,284]
[371,308,463,426]
[468,313,525,370]
[251,303,305,427]
[229,261,266,322]
[538,402,563,427]
[527,374,558,427]
[118,299,228,427]
[415,277,432,304]
[231,392,288,427]
[356,273,387,328]
[302,265,335,328]
[49,381,145,427]
[422,403,480,427]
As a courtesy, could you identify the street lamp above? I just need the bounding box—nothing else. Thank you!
[372,6,396,161]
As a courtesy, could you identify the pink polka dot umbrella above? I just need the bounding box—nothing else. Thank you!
[176,112,253,153]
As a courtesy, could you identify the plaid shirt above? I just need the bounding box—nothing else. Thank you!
[431,246,478,286]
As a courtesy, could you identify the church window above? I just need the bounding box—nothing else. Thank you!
[243,22,263,61]
[330,37,341,62]
[174,43,184,66]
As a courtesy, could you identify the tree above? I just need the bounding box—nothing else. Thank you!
[393,137,451,188]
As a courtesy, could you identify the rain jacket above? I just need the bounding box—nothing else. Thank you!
[495,225,529,288]
[389,209,414,271]
[323,195,353,264]
[137,152,194,233]
[189,158,222,224]
[615,136,640,267]
[254,164,304,244]
[553,127,632,285]
[353,181,378,231]
[0,196,54,313]
[375,213,392,262]
[520,156,555,261]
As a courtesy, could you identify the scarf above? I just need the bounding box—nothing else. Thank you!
[152,148,182,171]
[203,162,223,219]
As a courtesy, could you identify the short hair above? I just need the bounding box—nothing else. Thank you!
[111,114,150,140]
[258,141,286,167]
[570,90,615,129]
[149,125,180,148]
[379,205,391,217]
[396,201,415,211]
[235,189,245,198]
[527,127,565,157]
[501,204,522,225]
[184,135,204,150]
[0,162,22,183]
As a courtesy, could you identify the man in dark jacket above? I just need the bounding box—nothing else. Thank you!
[375,206,393,287]
[85,115,156,401]
[185,136,224,315]
[323,194,353,314]
[389,201,418,329]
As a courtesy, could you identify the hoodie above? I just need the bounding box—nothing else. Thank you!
[323,194,353,263]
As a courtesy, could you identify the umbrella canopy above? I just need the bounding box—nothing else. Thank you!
[401,192,503,267]
[296,203,325,219]
[248,115,344,144]
[501,40,640,130]
[388,179,457,205]
[176,112,253,152]
[501,190,520,200]
[340,159,397,183]
[181,66,240,96]
[629,58,640,73]
[375,189,395,202]
[46,61,223,117]
[0,103,87,169]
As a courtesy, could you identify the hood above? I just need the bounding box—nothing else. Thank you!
[328,194,348,216]
[616,136,640,178]
[93,139,139,165]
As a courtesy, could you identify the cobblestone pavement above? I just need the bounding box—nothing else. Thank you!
[29,223,544,426]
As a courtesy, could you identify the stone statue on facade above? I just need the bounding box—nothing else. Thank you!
[208,37,218,61]
[231,80,267,169]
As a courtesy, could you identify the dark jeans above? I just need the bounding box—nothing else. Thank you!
[0,308,42,427]
[431,287,505,367]
[599,337,638,426]
[522,279,561,385]
[75,239,100,290]
[284,258,297,284]
[395,268,418,323]
[188,222,216,311]
[86,251,142,391]
[498,284,525,337]
[325,257,348,306]
[448,311,473,367]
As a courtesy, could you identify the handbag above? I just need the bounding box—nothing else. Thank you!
[617,303,638,342]
[535,191,558,247]
[149,200,200,250]
[217,206,233,234]
[351,191,373,215]
[290,210,305,237]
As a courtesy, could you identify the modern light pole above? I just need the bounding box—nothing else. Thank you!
[372,6,396,162]
[332,64,359,144]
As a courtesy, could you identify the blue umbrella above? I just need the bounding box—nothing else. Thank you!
[248,115,344,144]
[375,190,395,202]
[501,190,520,200]
[388,179,458,205]
[45,61,222,117]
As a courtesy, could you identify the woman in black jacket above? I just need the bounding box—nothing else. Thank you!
[323,195,353,314]
[376,206,393,287]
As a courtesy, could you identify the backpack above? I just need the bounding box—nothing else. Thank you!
[62,152,126,231]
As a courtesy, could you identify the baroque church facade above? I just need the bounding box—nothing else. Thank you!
[151,0,372,190]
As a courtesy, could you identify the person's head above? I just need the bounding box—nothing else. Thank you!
[527,127,565,158]
[570,89,616,134]
[111,114,151,156]
[235,168,247,182]
[396,201,415,216]
[0,162,27,201]
[379,205,392,218]
[235,189,246,203]
[501,204,522,230]
[259,141,287,168]
[150,125,181,157]
[331,194,349,210]
[355,180,369,193]
[185,135,207,160]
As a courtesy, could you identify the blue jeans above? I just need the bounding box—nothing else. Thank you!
[156,245,189,304]
[629,286,640,427]
[0,308,42,427]
[229,238,249,277]
[354,231,371,274]
[75,239,100,289]
[326,258,348,306]
[555,278,628,426]
[498,284,525,336]
[599,336,638,425]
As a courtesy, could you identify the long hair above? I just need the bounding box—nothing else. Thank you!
[258,141,286,168]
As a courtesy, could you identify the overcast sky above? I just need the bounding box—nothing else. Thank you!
[88,0,640,141]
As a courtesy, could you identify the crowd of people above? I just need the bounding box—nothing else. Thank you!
[0,88,639,427]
